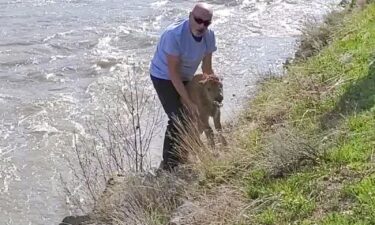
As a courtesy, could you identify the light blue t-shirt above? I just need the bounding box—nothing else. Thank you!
[150,19,217,81]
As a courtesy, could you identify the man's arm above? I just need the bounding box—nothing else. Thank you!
[167,54,198,115]
[202,53,214,75]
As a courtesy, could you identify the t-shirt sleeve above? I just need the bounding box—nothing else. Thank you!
[206,30,217,54]
[162,31,180,56]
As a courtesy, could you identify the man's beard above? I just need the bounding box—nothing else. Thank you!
[194,28,205,36]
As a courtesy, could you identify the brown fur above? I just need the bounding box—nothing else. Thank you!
[185,74,227,147]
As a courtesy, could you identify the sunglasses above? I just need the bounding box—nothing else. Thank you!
[193,16,211,27]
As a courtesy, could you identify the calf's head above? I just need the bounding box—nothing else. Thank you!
[199,75,223,106]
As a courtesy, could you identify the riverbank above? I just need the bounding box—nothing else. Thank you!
[213,3,375,224]
[61,2,375,225]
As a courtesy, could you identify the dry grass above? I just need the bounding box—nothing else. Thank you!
[62,112,252,225]
[169,186,249,225]
[174,114,258,185]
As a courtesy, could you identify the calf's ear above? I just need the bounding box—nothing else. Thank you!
[215,75,223,81]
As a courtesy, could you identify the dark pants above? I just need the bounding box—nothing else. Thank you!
[151,75,188,170]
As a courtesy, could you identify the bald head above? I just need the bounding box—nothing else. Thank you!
[192,2,213,20]
[189,2,213,37]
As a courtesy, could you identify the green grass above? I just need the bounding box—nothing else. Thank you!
[319,175,375,225]
[236,4,375,224]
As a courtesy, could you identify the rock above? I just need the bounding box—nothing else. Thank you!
[339,53,353,64]
[59,215,90,225]
[168,201,199,225]
[339,0,351,7]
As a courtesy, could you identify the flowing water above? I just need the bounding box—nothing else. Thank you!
[0,0,342,224]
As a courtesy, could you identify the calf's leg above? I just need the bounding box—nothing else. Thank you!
[200,114,215,148]
[213,109,227,146]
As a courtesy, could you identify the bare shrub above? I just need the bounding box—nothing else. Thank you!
[294,10,346,60]
[257,126,321,177]
[62,61,162,214]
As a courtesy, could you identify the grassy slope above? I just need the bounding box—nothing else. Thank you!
[139,4,374,225]
[102,5,375,225]
[215,4,375,225]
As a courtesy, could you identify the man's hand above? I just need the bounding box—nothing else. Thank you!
[185,100,199,118]
[203,72,214,77]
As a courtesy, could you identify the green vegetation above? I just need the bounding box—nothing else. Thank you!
[228,4,375,224]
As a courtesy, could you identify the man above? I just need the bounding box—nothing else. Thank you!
[150,2,217,171]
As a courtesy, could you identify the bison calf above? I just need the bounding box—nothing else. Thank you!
[185,73,227,148]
